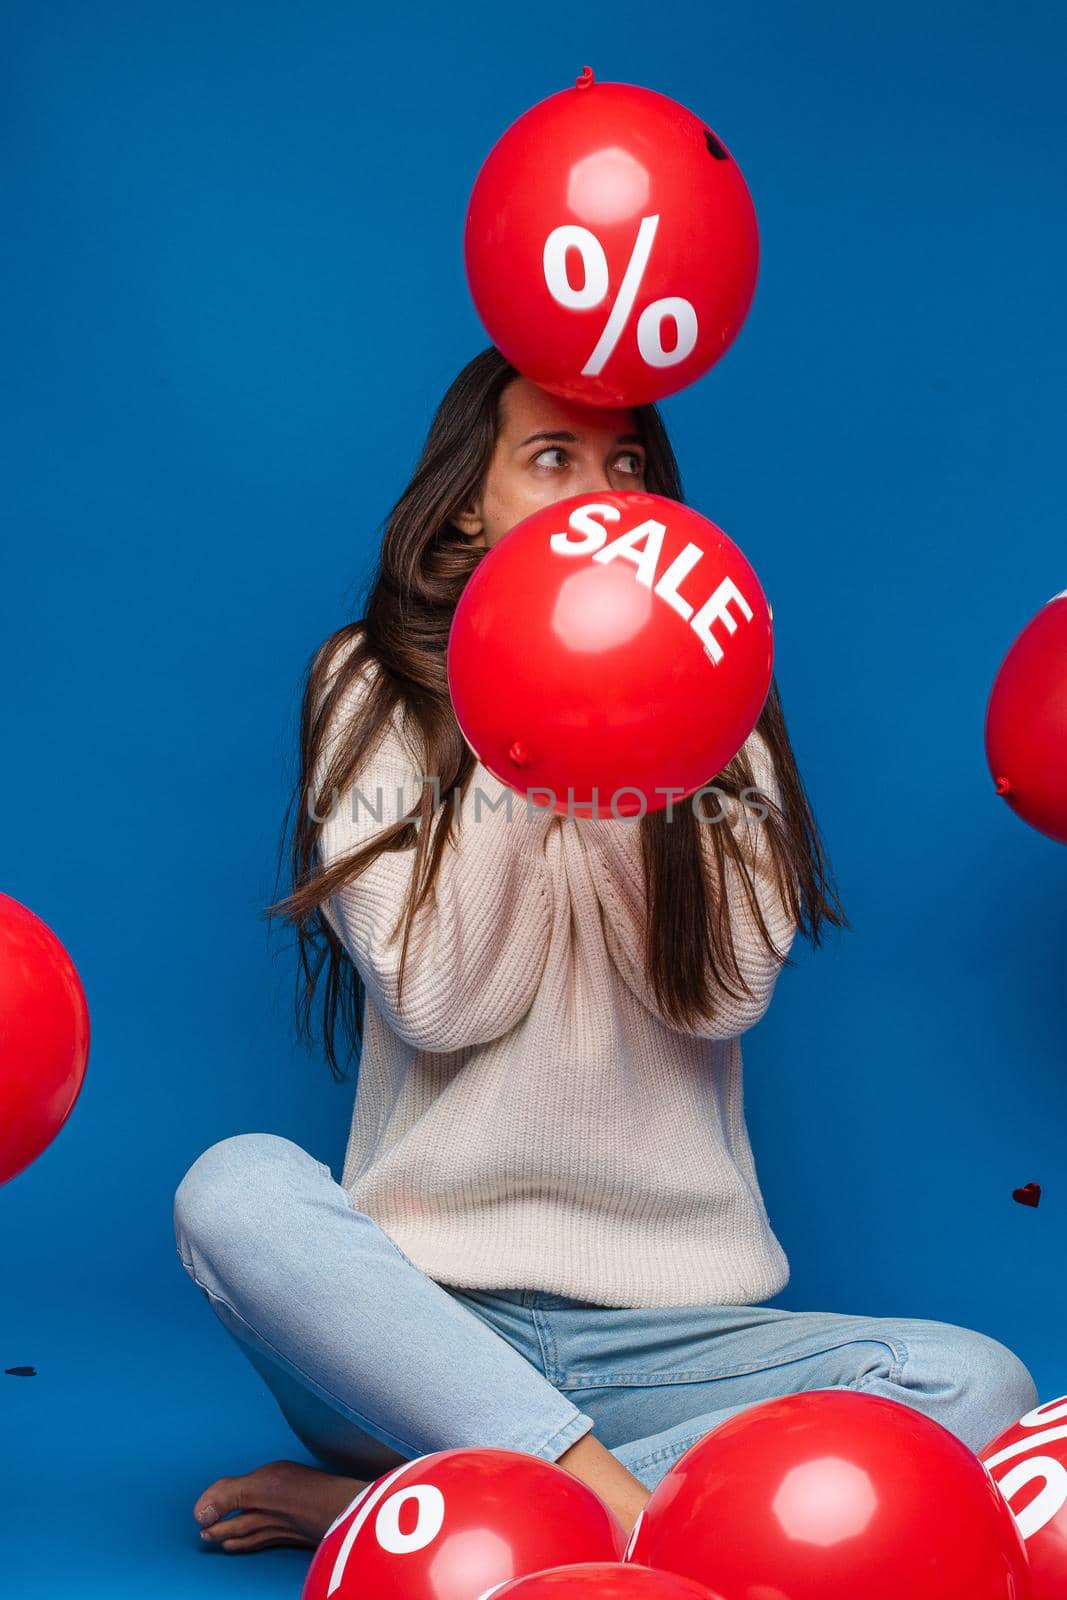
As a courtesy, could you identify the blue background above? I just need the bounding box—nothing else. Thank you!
[3,1,1064,1592]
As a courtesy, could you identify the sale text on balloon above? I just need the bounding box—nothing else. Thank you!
[984,1395,1067,1541]
[549,500,754,665]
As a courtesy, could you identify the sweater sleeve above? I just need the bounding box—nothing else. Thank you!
[313,659,558,1053]
[579,728,799,1040]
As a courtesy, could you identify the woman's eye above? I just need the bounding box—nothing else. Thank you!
[532,448,645,474]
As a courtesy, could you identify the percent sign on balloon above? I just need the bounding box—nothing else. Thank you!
[464,74,760,405]
[543,215,698,377]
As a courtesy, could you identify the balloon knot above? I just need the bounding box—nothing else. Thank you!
[575,65,595,91]
[508,741,531,768]
[995,776,1012,796]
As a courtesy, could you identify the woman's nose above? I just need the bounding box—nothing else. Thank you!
[573,468,616,495]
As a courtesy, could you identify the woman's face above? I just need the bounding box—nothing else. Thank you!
[451,375,648,550]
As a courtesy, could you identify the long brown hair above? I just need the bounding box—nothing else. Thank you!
[268,346,848,1081]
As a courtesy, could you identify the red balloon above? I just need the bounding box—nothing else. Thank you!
[0,892,89,1186]
[979,1390,1067,1597]
[624,1390,1031,1600]
[301,1448,627,1600]
[480,1563,725,1599]
[464,67,759,407]
[985,589,1067,845]
[447,491,773,819]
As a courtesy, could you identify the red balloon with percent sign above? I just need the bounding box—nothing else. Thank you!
[300,1448,628,1600]
[0,891,90,1186]
[464,67,759,407]
[985,587,1067,845]
[478,1563,726,1599]
[447,491,773,819]
[624,1390,1032,1600]
[979,1391,1067,1597]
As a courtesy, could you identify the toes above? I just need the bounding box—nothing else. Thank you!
[219,1525,296,1554]
[194,1461,294,1527]
[194,1496,220,1528]
[194,1478,241,1528]
[200,1511,272,1545]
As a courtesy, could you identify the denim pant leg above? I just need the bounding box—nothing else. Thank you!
[515,1296,1040,1493]
[172,1134,594,1476]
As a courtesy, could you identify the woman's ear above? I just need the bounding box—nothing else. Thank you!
[450,501,485,542]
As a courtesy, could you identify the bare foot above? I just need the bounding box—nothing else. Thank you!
[193,1458,369,1553]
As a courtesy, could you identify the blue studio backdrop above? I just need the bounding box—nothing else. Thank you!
[2,2,1065,1593]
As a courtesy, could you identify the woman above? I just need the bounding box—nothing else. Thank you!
[173,346,1038,1556]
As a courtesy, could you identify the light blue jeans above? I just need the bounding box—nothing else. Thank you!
[173,1133,1038,1493]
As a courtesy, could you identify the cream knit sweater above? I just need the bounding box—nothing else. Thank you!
[315,646,798,1309]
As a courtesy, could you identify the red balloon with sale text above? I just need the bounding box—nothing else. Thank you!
[980,1391,1067,1598]
[0,892,89,1186]
[464,68,759,407]
[301,1448,627,1600]
[985,588,1067,845]
[624,1389,1031,1600]
[447,491,773,819]
[480,1563,726,1599]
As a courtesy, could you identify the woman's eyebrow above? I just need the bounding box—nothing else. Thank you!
[515,430,645,449]
[518,430,578,448]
